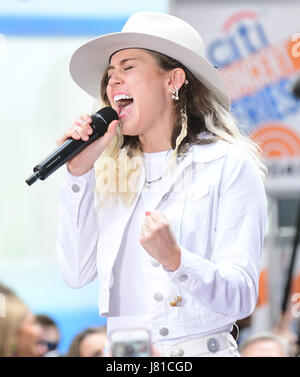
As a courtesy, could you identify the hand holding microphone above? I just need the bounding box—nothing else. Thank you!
[26,107,119,185]
[57,110,119,177]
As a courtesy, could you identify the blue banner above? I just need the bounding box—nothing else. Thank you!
[0,15,127,36]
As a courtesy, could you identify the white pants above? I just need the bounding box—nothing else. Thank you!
[154,332,240,357]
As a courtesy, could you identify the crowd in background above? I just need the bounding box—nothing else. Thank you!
[0,283,107,357]
[0,282,299,357]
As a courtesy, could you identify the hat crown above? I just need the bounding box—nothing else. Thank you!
[121,12,204,57]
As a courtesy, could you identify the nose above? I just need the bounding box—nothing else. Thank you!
[107,70,124,87]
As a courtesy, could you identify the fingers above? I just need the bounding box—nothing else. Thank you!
[144,210,168,224]
[57,116,119,147]
[67,114,93,142]
[57,114,92,146]
[140,222,151,242]
[73,114,93,141]
[142,211,169,239]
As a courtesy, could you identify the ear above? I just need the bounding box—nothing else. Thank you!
[166,68,186,92]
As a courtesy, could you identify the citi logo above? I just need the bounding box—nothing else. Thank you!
[207,10,269,68]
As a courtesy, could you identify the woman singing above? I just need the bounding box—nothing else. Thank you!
[57,12,267,357]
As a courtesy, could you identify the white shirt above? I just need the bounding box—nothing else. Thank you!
[109,150,171,317]
[108,150,172,337]
[56,139,267,344]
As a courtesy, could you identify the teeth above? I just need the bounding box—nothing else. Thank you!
[113,94,133,103]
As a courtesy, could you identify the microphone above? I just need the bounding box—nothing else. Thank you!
[26,107,119,186]
[293,76,300,99]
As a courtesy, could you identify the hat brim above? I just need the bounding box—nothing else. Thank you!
[69,32,230,109]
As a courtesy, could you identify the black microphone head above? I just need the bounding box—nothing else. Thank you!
[94,107,119,124]
[292,77,300,99]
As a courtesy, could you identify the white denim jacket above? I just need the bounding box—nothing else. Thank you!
[57,139,267,341]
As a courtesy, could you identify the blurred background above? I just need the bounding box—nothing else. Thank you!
[1,0,300,355]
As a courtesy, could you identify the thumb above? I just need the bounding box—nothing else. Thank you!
[107,119,119,134]
[100,120,119,144]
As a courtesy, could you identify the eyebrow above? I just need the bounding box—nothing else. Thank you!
[107,58,139,71]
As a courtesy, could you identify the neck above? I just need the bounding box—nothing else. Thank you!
[139,126,172,153]
[138,108,174,152]
[141,142,172,153]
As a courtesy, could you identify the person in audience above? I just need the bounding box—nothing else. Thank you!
[66,326,107,357]
[0,283,43,357]
[36,314,61,357]
[239,332,289,357]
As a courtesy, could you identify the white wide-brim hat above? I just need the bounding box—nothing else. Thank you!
[69,12,230,109]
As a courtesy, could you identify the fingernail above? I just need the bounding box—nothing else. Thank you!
[145,211,151,216]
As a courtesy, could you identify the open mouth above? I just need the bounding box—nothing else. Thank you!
[113,94,134,119]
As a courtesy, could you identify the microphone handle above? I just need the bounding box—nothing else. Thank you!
[35,133,99,180]
[26,116,108,185]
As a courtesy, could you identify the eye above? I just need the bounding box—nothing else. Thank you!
[124,66,133,71]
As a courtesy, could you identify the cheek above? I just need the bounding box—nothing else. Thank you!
[135,85,167,116]
[21,323,41,341]
[105,88,114,106]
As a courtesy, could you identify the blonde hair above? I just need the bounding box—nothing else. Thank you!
[0,292,30,357]
[94,50,267,207]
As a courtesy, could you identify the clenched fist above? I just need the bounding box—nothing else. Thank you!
[139,210,181,271]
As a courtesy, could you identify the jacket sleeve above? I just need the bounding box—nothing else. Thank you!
[56,167,98,288]
[165,145,267,319]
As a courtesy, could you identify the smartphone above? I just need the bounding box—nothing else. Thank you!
[109,328,151,357]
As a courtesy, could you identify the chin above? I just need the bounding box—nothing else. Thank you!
[119,120,139,136]
[121,129,139,137]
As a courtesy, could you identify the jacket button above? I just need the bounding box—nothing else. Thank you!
[170,348,184,357]
[207,338,220,353]
[71,184,80,193]
[159,328,169,336]
[153,293,163,302]
[178,274,188,282]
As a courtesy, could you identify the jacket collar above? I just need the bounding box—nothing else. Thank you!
[145,138,230,209]
[192,137,230,164]
[109,137,230,213]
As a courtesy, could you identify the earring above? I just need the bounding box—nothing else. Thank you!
[171,85,179,101]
